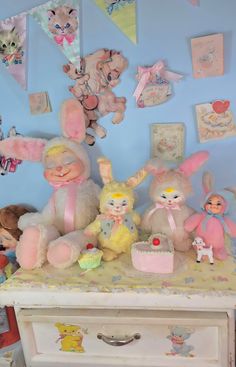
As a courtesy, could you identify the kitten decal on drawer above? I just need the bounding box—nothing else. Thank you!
[54,322,85,353]
[166,326,195,357]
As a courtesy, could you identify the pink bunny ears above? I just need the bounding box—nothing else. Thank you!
[0,99,86,162]
[146,151,209,177]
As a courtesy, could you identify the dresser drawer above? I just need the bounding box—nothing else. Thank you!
[17,309,228,367]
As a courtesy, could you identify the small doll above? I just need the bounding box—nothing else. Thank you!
[0,205,30,266]
[141,151,209,252]
[84,157,147,261]
[185,172,236,260]
[0,99,100,270]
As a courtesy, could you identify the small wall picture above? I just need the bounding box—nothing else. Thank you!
[29,92,52,115]
[195,100,236,142]
[191,33,224,78]
[151,123,185,162]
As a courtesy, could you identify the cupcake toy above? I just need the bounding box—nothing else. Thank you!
[78,244,103,270]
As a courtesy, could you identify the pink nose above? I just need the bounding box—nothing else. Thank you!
[56,166,63,172]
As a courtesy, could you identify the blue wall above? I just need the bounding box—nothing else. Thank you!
[0,0,236,213]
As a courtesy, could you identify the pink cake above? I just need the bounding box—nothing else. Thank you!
[131,233,174,274]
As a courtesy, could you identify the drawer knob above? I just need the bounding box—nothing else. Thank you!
[97,332,141,346]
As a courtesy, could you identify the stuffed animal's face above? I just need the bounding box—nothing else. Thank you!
[44,146,84,184]
[104,193,130,216]
[0,228,17,250]
[204,194,225,214]
[155,187,184,208]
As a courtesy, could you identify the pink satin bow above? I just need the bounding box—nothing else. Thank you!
[147,203,181,232]
[133,60,183,101]
[54,34,76,46]
[50,177,85,234]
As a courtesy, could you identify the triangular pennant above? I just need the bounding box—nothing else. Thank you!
[0,13,28,89]
[95,0,137,44]
[30,0,80,68]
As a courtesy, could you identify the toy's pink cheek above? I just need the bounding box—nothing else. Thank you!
[44,169,53,181]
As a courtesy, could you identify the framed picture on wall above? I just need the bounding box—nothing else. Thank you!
[150,123,185,162]
[195,100,236,142]
[191,33,224,78]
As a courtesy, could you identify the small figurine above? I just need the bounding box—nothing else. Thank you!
[185,171,236,260]
[78,243,103,270]
[84,157,147,261]
[141,151,209,252]
[192,236,214,264]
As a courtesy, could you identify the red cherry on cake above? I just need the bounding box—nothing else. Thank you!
[86,243,94,250]
[152,238,160,246]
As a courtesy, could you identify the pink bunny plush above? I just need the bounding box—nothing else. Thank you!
[141,151,209,252]
[0,99,100,270]
[184,171,236,260]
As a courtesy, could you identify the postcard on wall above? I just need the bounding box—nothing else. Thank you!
[191,33,224,78]
[195,100,236,142]
[29,92,52,115]
[151,123,185,162]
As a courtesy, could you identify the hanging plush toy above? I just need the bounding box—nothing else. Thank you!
[0,99,100,270]
[63,48,128,145]
[185,171,236,260]
[141,151,209,252]
[84,157,147,261]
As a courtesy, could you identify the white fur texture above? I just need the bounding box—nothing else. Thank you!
[19,179,100,234]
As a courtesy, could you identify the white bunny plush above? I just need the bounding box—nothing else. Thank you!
[0,99,100,269]
[141,152,209,252]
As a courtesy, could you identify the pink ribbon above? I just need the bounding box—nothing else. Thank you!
[50,177,85,234]
[54,34,76,46]
[147,203,181,232]
[133,60,183,102]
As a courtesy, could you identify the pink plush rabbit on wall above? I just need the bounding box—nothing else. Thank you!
[0,99,100,270]
[184,171,236,260]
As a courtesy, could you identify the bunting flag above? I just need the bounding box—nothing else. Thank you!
[30,0,80,68]
[0,14,27,89]
[95,0,137,44]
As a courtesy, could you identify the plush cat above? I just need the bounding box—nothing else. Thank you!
[63,48,128,145]
[84,157,147,261]
[0,99,100,270]
[141,151,209,252]
[47,6,78,46]
[0,27,23,66]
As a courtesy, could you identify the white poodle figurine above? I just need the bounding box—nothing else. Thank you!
[192,237,214,264]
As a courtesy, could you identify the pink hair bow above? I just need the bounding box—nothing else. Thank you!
[54,34,76,46]
[133,60,183,102]
[147,203,181,232]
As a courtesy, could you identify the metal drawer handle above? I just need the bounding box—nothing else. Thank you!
[97,332,141,346]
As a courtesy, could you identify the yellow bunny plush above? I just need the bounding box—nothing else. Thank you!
[84,157,147,261]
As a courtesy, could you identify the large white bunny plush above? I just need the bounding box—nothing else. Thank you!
[0,99,100,269]
[141,152,209,252]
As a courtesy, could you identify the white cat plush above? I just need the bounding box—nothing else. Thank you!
[141,152,209,252]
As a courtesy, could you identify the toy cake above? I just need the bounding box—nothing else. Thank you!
[131,233,174,273]
[78,244,103,270]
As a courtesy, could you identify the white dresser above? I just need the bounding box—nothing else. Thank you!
[0,250,235,367]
